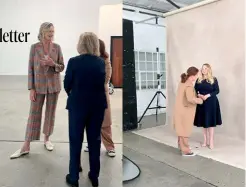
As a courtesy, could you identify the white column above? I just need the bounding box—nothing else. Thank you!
[98,4,122,57]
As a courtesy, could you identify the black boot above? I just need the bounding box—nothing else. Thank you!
[88,172,99,187]
[66,174,79,187]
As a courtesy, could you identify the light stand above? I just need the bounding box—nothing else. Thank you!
[138,47,166,125]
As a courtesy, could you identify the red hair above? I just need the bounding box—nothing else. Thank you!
[181,66,199,83]
[99,39,109,60]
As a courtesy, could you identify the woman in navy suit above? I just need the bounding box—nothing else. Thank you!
[194,63,222,149]
[64,32,107,187]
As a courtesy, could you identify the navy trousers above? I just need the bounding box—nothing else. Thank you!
[68,107,105,181]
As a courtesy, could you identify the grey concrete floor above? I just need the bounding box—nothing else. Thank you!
[137,113,166,130]
[123,132,245,187]
[0,76,122,143]
[1,142,122,187]
[123,147,214,187]
[0,76,122,187]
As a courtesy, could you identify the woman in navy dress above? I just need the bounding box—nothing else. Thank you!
[194,63,222,149]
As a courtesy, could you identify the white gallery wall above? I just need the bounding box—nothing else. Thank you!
[166,0,245,139]
[98,4,122,58]
[0,0,120,75]
[123,9,166,53]
[123,8,167,117]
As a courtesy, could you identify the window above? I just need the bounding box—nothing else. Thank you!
[134,50,166,90]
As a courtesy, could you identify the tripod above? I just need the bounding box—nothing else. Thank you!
[138,47,166,126]
[138,74,166,125]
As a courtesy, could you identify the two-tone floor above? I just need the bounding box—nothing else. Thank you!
[123,114,245,187]
[0,76,122,187]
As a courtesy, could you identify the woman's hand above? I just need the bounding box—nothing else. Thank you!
[40,57,55,67]
[46,57,55,67]
[203,94,211,101]
[198,94,205,100]
[40,58,47,66]
[30,89,36,102]
[197,98,203,104]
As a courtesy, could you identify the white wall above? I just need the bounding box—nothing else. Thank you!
[0,0,120,75]
[98,4,122,57]
[123,8,167,117]
[123,9,166,52]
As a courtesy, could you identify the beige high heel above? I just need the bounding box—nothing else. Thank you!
[208,144,214,149]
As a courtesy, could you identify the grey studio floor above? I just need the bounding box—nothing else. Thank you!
[0,76,122,187]
[123,114,245,187]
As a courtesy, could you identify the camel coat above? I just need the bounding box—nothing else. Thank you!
[100,58,115,150]
[102,58,112,127]
[173,81,201,137]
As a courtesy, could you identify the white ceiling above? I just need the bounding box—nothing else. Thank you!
[123,0,205,13]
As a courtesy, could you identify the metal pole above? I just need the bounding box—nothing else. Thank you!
[165,0,180,9]
[156,47,160,121]
[132,21,166,28]
[156,47,161,90]
[140,22,165,27]
[135,16,157,24]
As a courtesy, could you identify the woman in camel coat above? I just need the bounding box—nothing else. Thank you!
[173,66,203,156]
[98,39,116,157]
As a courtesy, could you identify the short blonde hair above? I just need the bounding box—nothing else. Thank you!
[77,32,100,56]
[38,22,54,41]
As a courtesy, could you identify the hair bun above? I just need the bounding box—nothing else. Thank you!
[181,73,187,78]
[180,73,187,83]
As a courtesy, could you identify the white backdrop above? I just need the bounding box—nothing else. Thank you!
[166,0,245,140]
[0,0,120,75]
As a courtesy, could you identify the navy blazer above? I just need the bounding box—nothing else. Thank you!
[64,54,107,111]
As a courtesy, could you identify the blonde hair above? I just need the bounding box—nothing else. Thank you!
[38,22,54,41]
[197,63,215,84]
[77,32,100,56]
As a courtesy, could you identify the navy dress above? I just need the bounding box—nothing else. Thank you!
[194,77,222,128]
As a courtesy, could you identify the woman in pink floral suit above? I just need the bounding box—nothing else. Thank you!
[10,22,64,159]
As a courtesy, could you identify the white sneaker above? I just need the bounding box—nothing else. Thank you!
[178,144,191,150]
[107,150,116,157]
[182,152,196,157]
[10,149,29,159]
[44,141,54,151]
[84,146,89,152]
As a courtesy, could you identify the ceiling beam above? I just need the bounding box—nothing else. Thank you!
[123,1,169,13]
[123,8,165,20]
[163,0,221,17]
[165,0,181,9]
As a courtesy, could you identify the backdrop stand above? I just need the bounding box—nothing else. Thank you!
[122,19,141,182]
